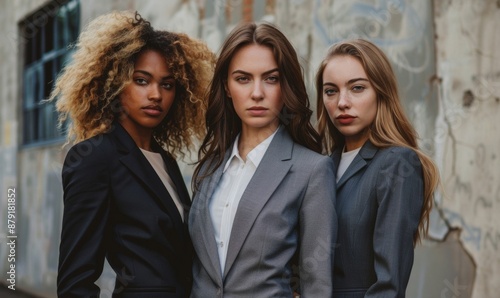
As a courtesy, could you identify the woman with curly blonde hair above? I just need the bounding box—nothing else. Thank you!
[51,11,214,297]
[315,39,439,297]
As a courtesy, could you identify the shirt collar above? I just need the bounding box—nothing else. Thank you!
[222,126,280,173]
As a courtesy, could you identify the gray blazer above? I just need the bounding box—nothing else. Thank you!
[189,127,337,298]
[332,141,424,298]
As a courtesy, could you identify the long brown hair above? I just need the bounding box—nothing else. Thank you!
[316,39,439,244]
[193,22,320,187]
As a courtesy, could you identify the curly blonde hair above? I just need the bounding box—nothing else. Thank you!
[50,11,215,157]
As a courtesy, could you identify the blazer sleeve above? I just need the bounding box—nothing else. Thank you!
[366,148,424,297]
[57,140,112,297]
[299,155,337,297]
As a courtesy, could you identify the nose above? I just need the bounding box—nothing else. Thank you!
[337,91,350,110]
[251,81,264,101]
[148,83,161,101]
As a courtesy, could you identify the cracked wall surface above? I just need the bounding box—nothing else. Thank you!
[408,230,475,297]
[0,0,498,297]
[430,0,500,297]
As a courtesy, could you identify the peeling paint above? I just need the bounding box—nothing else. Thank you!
[408,230,476,298]
[462,90,475,107]
[433,0,500,296]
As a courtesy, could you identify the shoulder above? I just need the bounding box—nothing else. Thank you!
[199,146,230,176]
[376,146,421,168]
[63,133,115,175]
[385,145,417,156]
[373,146,423,187]
[65,133,114,159]
[291,143,333,171]
[199,158,216,177]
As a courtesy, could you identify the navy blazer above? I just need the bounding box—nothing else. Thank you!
[332,141,423,298]
[58,122,192,298]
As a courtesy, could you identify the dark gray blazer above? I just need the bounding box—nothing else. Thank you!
[58,122,192,298]
[331,141,424,298]
[189,127,337,298]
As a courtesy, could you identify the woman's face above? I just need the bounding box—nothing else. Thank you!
[226,44,284,136]
[322,55,377,151]
[119,49,176,136]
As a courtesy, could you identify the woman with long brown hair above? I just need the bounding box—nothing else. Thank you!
[189,22,337,297]
[316,38,439,297]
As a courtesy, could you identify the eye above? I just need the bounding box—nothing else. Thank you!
[352,85,366,92]
[265,75,279,83]
[324,88,337,96]
[236,76,250,83]
[134,78,148,85]
[162,82,175,90]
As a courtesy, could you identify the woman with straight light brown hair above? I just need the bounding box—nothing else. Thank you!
[189,22,337,297]
[316,38,439,297]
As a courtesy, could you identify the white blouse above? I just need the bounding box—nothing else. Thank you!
[140,148,184,221]
[210,128,278,272]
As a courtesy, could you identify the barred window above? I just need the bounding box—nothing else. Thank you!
[22,0,80,145]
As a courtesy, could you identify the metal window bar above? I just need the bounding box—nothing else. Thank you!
[22,0,79,146]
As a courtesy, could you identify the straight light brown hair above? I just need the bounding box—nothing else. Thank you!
[316,39,440,244]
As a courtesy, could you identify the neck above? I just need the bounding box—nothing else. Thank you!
[136,137,153,151]
[344,141,364,152]
[344,131,369,152]
[238,125,278,160]
[119,122,154,151]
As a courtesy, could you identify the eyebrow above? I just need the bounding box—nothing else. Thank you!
[323,77,369,87]
[134,70,174,80]
[231,68,279,76]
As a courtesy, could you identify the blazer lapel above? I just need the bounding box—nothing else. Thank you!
[111,123,185,236]
[223,127,293,278]
[192,150,232,284]
[335,141,378,189]
[153,142,191,218]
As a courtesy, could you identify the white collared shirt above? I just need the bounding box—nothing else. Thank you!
[210,127,279,273]
[140,148,184,221]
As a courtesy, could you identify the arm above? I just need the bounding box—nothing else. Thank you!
[366,148,424,297]
[57,140,112,297]
[299,156,337,298]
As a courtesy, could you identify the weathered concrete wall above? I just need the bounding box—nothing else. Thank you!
[431,0,500,297]
[0,0,499,297]
[0,0,55,296]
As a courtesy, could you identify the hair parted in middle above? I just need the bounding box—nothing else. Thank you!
[50,11,215,157]
[193,22,321,186]
[315,38,439,244]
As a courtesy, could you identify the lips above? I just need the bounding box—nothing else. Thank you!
[248,106,267,111]
[247,106,268,116]
[142,105,163,116]
[143,105,163,111]
[336,114,355,125]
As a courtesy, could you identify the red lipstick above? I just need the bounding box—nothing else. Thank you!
[336,114,355,125]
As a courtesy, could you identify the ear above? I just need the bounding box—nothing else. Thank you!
[224,80,231,98]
